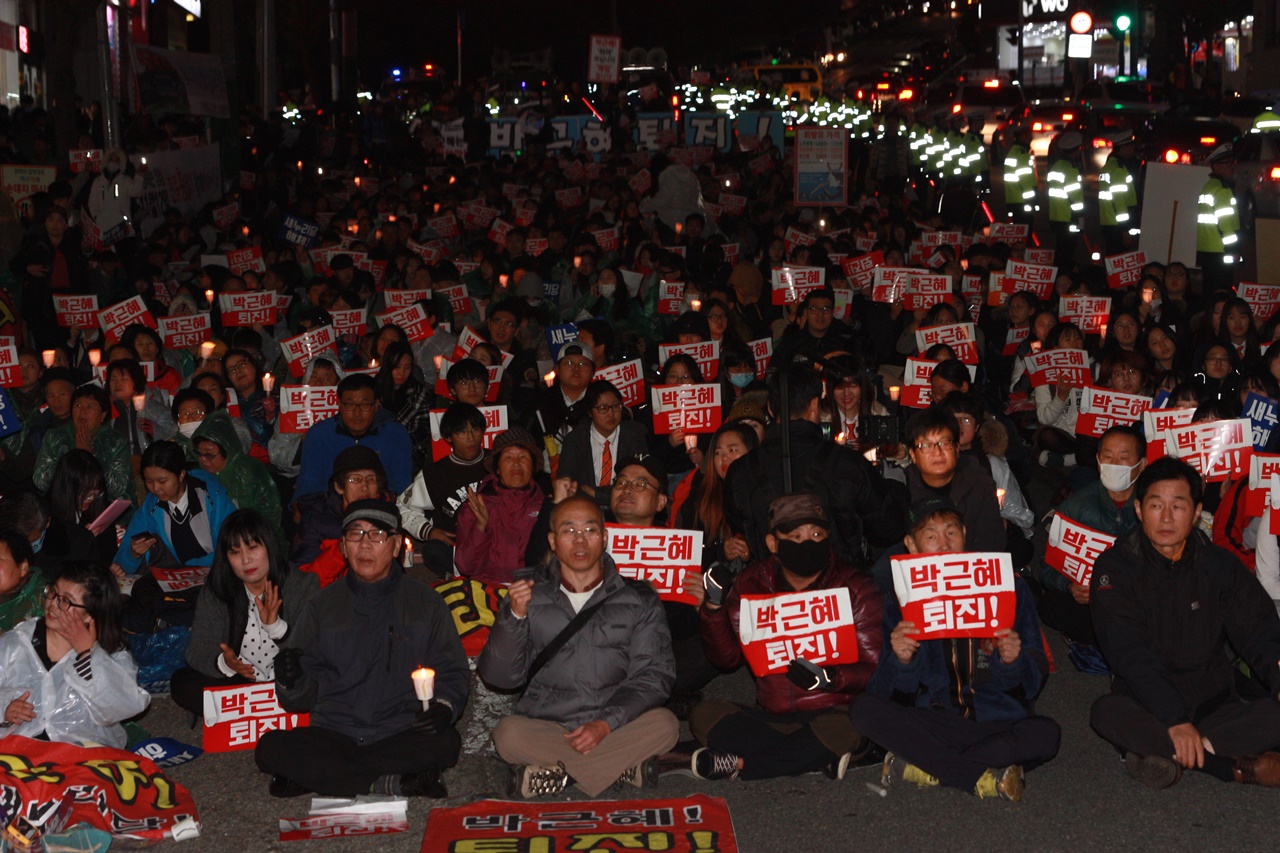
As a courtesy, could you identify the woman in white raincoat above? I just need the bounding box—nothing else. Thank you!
[0,561,149,749]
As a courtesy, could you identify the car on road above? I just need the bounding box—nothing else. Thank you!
[1077,78,1169,113]
[993,101,1078,160]
[1231,130,1280,221]
[1137,115,1240,167]
[1048,106,1159,175]
[928,77,1026,143]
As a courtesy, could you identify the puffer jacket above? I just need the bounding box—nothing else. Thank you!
[1036,479,1137,592]
[700,554,883,716]
[477,555,675,731]
[453,473,544,585]
[192,411,283,532]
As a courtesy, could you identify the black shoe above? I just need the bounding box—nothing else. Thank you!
[399,767,449,798]
[268,775,311,798]
[847,740,887,770]
[1125,752,1182,789]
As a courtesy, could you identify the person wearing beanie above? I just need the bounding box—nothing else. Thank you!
[290,444,389,586]
[257,497,470,800]
[454,427,547,585]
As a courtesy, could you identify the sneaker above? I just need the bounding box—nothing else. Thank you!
[616,755,660,789]
[691,748,741,781]
[823,752,853,781]
[268,775,311,799]
[510,762,570,799]
[399,768,449,798]
[1125,752,1182,789]
[975,765,1024,802]
[880,752,939,788]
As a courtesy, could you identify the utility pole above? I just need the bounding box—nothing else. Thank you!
[329,0,341,102]
[258,0,277,116]
[97,1,120,149]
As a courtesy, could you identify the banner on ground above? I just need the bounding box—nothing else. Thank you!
[1045,513,1116,587]
[605,525,703,605]
[890,551,1015,639]
[739,587,859,676]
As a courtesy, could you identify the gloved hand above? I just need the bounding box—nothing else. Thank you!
[412,699,454,734]
[703,560,740,607]
[273,648,304,689]
[786,658,835,691]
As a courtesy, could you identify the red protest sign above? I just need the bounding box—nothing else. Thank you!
[437,283,472,318]
[434,359,503,404]
[227,246,265,275]
[1164,418,1253,482]
[281,324,338,378]
[1024,348,1090,388]
[428,405,507,462]
[1026,247,1054,265]
[0,341,19,387]
[151,565,209,592]
[1045,513,1115,587]
[588,34,622,83]
[377,304,435,343]
[903,272,952,311]
[748,337,772,380]
[555,186,585,209]
[280,808,408,842]
[355,256,388,287]
[419,795,739,853]
[650,383,722,435]
[720,192,747,216]
[1105,250,1147,290]
[595,359,646,407]
[426,214,460,240]
[212,202,240,231]
[890,551,1016,639]
[592,224,621,253]
[1246,454,1280,529]
[1005,260,1057,300]
[628,168,653,196]
[279,385,339,433]
[988,222,1029,244]
[739,587,860,676]
[158,313,212,350]
[657,339,720,380]
[606,525,703,605]
[901,357,938,409]
[330,307,368,337]
[202,682,309,753]
[487,217,514,246]
[841,252,882,289]
[915,322,978,365]
[1238,282,1280,323]
[1143,407,1196,462]
[98,295,157,344]
[409,239,449,265]
[54,294,100,329]
[1076,385,1152,438]
[782,226,816,255]
[452,325,513,370]
[871,267,910,304]
[218,292,278,327]
[722,242,741,265]
[770,266,825,305]
[525,237,548,257]
[657,281,686,315]
[385,288,434,309]
[1058,295,1112,334]
[1002,325,1029,357]
[68,148,103,174]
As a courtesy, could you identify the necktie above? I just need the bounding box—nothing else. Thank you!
[600,439,612,487]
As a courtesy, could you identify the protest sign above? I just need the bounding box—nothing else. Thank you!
[915,323,978,364]
[1023,348,1091,388]
[1005,260,1057,300]
[202,682,309,752]
[770,266,826,305]
[1105,250,1148,290]
[890,551,1016,639]
[98,295,157,344]
[54,294,100,329]
[157,312,212,349]
[650,383,722,435]
[433,359,504,404]
[376,303,435,343]
[595,359,645,408]
[385,288,434,309]
[1238,282,1280,323]
[794,126,847,207]
[739,587,860,676]
[281,325,338,378]
[1164,418,1252,481]
[903,271,952,311]
[748,337,772,380]
[428,405,507,462]
[1045,514,1116,587]
[437,283,472,317]
[1002,325,1029,357]
[1058,295,1112,335]
[279,213,320,248]
[901,357,937,409]
[841,251,882,289]
[1244,392,1279,450]
[988,222,1029,244]
[605,525,703,605]
[658,339,720,380]
[279,385,339,433]
[151,565,209,593]
[329,307,368,338]
[218,292,277,327]
[1075,385,1151,437]
[1143,406,1196,461]
[588,34,622,83]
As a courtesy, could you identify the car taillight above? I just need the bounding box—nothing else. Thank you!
[876,82,891,90]
[1164,149,1180,164]
[1062,112,1074,121]
[1093,138,1112,148]
[1032,122,1043,131]
[983,79,1000,88]
[1199,136,1216,146]
[952,104,962,114]
[899,88,914,100]
[1270,166,1280,180]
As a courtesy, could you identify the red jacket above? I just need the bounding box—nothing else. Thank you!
[700,554,883,715]
[1213,478,1256,572]
[454,473,544,585]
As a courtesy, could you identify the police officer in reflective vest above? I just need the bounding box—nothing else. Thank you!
[1099,133,1141,255]
[1047,132,1085,270]
[1252,109,1280,134]
[1003,125,1036,225]
[1197,144,1241,293]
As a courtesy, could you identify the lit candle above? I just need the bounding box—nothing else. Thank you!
[448,175,457,185]
[834,431,848,445]
[241,225,250,237]
[200,341,216,361]
[1099,323,1108,339]
[41,350,55,368]
[684,434,698,451]
[724,179,731,187]
[317,167,324,176]
[369,358,379,369]
[132,394,146,412]
[889,385,901,402]
[573,255,583,269]
[205,289,215,306]
[674,222,683,236]
[1142,287,1154,303]
[498,274,509,288]
[433,355,443,371]
[433,203,441,214]
[544,371,556,388]
[1030,340,1042,353]
[296,160,303,171]
[996,488,1006,509]
[403,536,414,569]
[354,176,361,188]
[88,349,102,367]
[690,299,702,311]
[261,372,274,394]
[411,667,435,708]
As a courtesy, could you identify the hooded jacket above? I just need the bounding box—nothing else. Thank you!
[453,473,545,586]
[192,411,282,531]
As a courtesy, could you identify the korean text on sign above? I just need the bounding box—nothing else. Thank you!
[1076,386,1152,438]
[1164,418,1253,482]
[1059,295,1112,335]
[656,339,720,380]
[202,682,309,752]
[770,266,826,305]
[1104,250,1147,290]
[1023,348,1090,388]
[890,551,1016,639]
[219,292,278,327]
[1044,514,1115,587]
[915,322,978,365]
[54,294,100,329]
[595,359,645,408]
[738,587,859,676]
[279,385,339,433]
[281,324,337,377]
[606,525,703,605]
[98,295,157,344]
[650,383,722,435]
[429,405,507,462]
[157,313,212,350]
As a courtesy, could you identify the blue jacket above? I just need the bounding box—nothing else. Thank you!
[867,577,1047,723]
[113,470,237,575]
[294,409,414,500]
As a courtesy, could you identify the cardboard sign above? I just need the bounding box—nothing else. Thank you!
[279,213,320,248]
[1076,385,1152,438]
[0,164,55,216]
[1244,392,1279,451]
[720,193,747,217]
[988,222,1029,244]
[657,281,685,315]
[1105,250,1148,290]
[329,307,368,337]
[1026,247,1055,265]
[427,213,461,240]
[650,383,722,434]
[227,246,265,275]
[903,272,952,311]
[219,291,278,327]
[69,148,103,174]
[1164,418,1252,482]
[434,358,504,404]
[657,339,720,380]
[900,357,938,409]
[385,288,434,309]
[870,267,910,304]
[628,168,653,196]
[409,239,449,266]
[890,551,1016,639]
[54,294,100,329]
[1246,454,1280,531]
[0,342,20,388]
[1005,260,1057,299]
[782,226,816,255]
[98,295,157,344]
[428,405,507,462]
[739,587,860,676]
[158,312,212,349]
[594,359,645,408]
[1059,295,1112,335]
[1024,348,1090,388]
[748,337,772,380]
[1238,282,1280,323]
[605,525,702,605]
[1143,406,1196,461]
[281,324,338,378]
[1002,325,1030,357]
[525,237,548,257]
[150,565,209,592]
[375,303,434,343]
[212,202,240,231]
[453,325,514,370]
[487,217,514,246]
[1045,513,1115,587]
[915,323,978,365]
[588,33,623,83]
[437,283,473,317]
[279,385,339,433]
[555,186,585,209]
[770,266,825,305]
[202,682,309,753]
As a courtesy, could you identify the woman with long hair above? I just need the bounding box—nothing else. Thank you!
[47,449,119,566]
[821,354,887,448]
[374,341,433,467]
[169,509,319,716]
[672,420,761,565]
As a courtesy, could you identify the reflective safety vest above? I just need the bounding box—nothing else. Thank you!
[1046,158,1083,223]
[1253,110,1280,133]
[1196,175,1240,253]
[961,131,988,181]
[1003,144,1035,207]
[1098,154,1137,226]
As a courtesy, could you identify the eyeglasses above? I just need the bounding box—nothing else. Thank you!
[614,477,656,493]
[343,527,390,544]
[1205,356,1231,364]
[806,305,834,315]
[44,585,87,612]
[344,474,379,486]
[706,313,728,322]
[195,449,221,461]
[490,318,516,328]
[666,373,693,383]
[561,360,593,371]
[557,524,602,539]
[176,409,206,423]
[913,439,958,454]
[593,403,623,414]
[227,362,253,375]
[81,489,103,503]
[340,402,376,412]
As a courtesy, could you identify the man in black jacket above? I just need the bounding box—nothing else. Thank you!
[1090,457,1280,789]
[725,361,908,568]
[257,498,469,798]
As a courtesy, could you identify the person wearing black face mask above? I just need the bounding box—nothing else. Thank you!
[691,493,884,782]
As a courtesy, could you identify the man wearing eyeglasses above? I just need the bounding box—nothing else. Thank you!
[290,446,388,584]
[772,287,859,367]
[521,341,596,452]
[258,498,469,799]
[903,407,1004,554]
[294,373,413,502]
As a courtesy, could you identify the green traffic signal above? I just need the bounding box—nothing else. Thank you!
[1116,13,1132,32]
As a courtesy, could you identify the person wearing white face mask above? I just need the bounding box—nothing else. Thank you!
[1034,425,1146,657]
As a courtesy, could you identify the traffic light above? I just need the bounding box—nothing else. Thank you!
[1115,13,1132,32]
